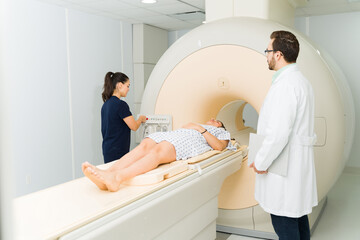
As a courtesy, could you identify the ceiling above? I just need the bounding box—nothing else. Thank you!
[40,0,360,30]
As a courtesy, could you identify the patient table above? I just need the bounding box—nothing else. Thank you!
[14,148,246,240]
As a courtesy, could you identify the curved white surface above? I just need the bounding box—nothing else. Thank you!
[140,17,355,205]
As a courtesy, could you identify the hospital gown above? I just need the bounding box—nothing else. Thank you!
[147,125,235,160]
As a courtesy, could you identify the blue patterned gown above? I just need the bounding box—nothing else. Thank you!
[146,124,235,160]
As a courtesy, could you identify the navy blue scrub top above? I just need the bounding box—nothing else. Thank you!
[101,96,132,163]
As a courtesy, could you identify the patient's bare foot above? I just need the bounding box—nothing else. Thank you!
[83,163,123,192]
[104,173,123,192]
[82,163,107,191]
[82,161,92,173]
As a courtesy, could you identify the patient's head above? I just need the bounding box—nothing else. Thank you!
[206,118,226,130]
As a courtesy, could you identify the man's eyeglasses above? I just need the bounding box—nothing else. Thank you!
[264,49,276,54]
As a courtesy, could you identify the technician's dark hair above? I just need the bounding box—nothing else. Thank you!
[270,30,299,63]
[102,72,129,102]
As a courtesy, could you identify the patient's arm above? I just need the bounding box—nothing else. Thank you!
[181,122,203,131]
[182,122,228,151]
[203,133,229,151]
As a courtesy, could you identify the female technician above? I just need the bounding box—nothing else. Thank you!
[101,72,146,163]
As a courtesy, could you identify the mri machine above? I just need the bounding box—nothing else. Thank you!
[13,17,354,240]
[139,16,355,238]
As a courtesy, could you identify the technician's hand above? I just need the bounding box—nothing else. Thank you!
[139,115,147,123]
[249,162,268,174]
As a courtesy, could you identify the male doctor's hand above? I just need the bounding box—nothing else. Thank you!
[249,162,268,174]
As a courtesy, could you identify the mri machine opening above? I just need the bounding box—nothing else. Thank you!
[140,17,355,235]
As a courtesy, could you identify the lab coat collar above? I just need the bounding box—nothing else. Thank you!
[272,63,297,84]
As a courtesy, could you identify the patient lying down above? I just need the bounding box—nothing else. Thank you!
[82,119,235,192]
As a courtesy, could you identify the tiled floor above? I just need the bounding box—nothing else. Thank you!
[216,171,360,240]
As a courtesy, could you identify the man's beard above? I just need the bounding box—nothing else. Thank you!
[268,56,275,70]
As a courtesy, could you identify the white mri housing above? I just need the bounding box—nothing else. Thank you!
[140,17,355,236]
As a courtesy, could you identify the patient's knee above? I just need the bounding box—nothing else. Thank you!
[140,138,155,151]
[150,143,175,163]
[149,144,166,158]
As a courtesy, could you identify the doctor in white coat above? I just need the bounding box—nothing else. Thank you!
[250,31,318,240]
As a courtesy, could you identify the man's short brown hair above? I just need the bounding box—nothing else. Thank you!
[270,31,300,63]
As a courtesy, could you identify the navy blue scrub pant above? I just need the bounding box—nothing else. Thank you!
[270,214,310,240]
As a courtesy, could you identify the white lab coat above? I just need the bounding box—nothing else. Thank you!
[254,64,318,218]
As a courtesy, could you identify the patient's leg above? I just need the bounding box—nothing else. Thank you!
[83,142,176,192]
[108,138,157,172]
[81,139,157,191]
[104,141,177,191]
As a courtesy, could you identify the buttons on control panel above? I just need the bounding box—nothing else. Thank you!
[136,115,172,144]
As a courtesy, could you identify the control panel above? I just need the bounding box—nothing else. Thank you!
[135,115,172,143]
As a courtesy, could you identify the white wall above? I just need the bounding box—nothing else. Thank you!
[295,12,360,168]
[2,0,134,196]
[168,29,191,46]
[1,0,14,237]
[5,0,73,197]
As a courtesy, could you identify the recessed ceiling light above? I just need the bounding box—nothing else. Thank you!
[141,0,157,3]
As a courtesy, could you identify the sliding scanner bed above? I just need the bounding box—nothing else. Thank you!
[126,144,248,186]
[125,161,189,186]
[14,146,246,240]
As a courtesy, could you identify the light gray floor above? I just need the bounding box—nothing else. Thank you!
[216,170,360,240]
